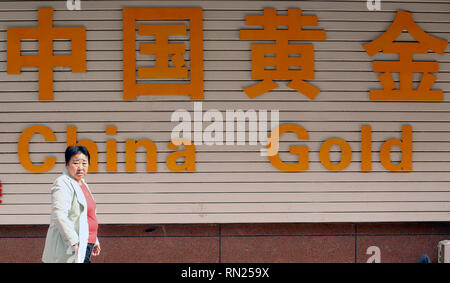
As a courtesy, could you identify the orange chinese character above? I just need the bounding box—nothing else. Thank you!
[123,8,203,100]
[240,9,326,99]
[7,8,86,101]
[364,10,448,101]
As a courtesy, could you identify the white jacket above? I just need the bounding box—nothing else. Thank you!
[42,170,99,263]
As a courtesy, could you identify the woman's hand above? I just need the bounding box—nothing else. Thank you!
[73,243,79,255]
[92,244,101,256]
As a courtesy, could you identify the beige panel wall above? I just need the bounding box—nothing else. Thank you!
[0,0,449,224]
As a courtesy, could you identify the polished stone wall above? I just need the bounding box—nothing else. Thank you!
[0,222,449,263]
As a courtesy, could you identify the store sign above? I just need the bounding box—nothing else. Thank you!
[6,8,448,174]
[363,10,447,101]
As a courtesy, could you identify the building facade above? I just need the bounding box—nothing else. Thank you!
[0,0,449,262]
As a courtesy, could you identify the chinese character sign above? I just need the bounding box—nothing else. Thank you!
[240,9,326,99]
[5,8,447,103]
[123,8,204,100]
[364,10,448,101]
[7,8,86,101]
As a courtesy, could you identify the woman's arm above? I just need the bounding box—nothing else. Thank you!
[51,179,79,247]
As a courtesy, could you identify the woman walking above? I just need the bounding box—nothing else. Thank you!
[42,145,100,263]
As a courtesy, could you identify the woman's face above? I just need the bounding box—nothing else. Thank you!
[66,152,89,182]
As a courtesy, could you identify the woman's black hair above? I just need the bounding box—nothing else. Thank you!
[65,145,90,166]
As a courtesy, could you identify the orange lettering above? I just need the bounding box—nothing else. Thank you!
[267,124,309,171]
[18,125,56,172]
[7,8,86,100]
[123,8,203,100]
[363,11,448,101]
[106,126,118,172]
[166,139,196,172]
[125,139,157,172]
[240,9,326,99]
[380,126,412,171]
[320,138,352,171]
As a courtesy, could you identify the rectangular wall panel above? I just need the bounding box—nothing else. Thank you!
[0,0,449,224]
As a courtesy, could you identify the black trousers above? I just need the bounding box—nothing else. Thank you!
[83,243,95,263]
